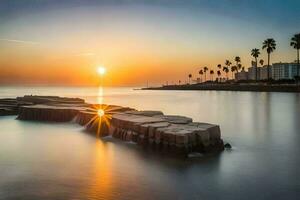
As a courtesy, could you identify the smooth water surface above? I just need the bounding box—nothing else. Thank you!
[0,87,299,200]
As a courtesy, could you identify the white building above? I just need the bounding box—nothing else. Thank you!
[235,62,299,81]
[272,62,298,80]
[259,65,271,80]
[235,68,248,81]
[247,61,259,80]
[248,67,257,80]
[235,62,272,81]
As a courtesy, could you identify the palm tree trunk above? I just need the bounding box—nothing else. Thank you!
[255,57,258,81]
[297,48,299,77]
[268,53,270,80]
[205,73,206,82]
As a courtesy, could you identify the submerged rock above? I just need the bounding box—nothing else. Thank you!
[224,143,232,149]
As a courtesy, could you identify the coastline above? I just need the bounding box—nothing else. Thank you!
[142,83,300,93]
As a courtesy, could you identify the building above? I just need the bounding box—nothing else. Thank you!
[235,61,271,81]
[259,65,271,80]
[272,62,298,80]
[247,61,259,80]
[248,67,257,80]
[235,68,248,81]
[235,62,299,82]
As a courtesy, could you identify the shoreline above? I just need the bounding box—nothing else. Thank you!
[142,83,300,93]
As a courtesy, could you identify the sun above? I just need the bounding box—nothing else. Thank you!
[97,66,106,75]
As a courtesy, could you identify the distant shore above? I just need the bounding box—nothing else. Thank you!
[142,83,300,93]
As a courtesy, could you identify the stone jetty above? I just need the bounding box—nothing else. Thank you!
[0,95,225,156]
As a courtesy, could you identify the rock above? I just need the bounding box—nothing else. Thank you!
[111,113,166,129]
[17,104,85,122]
[155,115,193,124]
[0,108,18,116]
[224,143,232,149]
[16,95,85,104]
[0,98,35,116]
[89,104,135,113]
[75,111,96,125]
[142,122,170,144]
[75,105,136,136]
[0,96,226,156]
[124,110,164,117]
[189,122,221,143]
[86,111,224,154]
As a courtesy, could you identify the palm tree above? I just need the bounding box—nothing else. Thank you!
[210,70,214,81]
[262,38,276,80]
[203,66,208,82]
[178,80,181,85]
[188,74,192,84]
[217,64,222,69]
[234,56,241,72]
[199,70,204,83]
[223,66,229,80]
[217,70,221,82]
[259,59,264,66]
[290,33,300,77]
[251,48,260,81]
[237,64,242,73]
[225,60,232,68]
[231,66,237,80]
[224,60,232,79]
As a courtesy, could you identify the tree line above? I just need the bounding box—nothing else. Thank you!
[187,33,300,84]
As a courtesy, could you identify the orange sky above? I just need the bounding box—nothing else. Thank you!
[0,2,298,86]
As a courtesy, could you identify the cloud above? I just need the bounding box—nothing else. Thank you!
[0,38,39,45]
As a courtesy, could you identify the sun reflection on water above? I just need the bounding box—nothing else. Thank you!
[85,140,115,199]
[97,86,104,104]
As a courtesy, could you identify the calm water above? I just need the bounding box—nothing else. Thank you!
[0,87,300,200]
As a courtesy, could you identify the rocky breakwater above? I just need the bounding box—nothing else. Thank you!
[0,97,33,116]
[75,105,135,136]
[0,95,225,156]
[17,95,88,122]
[108,111,224,155]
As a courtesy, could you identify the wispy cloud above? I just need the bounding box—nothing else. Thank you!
[0,38,39,45]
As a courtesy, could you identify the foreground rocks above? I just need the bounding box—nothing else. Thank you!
[0,97,33,116]
[0,95,225,156]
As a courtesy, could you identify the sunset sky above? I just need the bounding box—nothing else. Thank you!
[0,0,299,86]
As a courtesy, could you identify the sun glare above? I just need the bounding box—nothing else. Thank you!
[97,66,106,75]
[97,109,105,117]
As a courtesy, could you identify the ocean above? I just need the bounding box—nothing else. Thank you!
[0,86,299,200]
